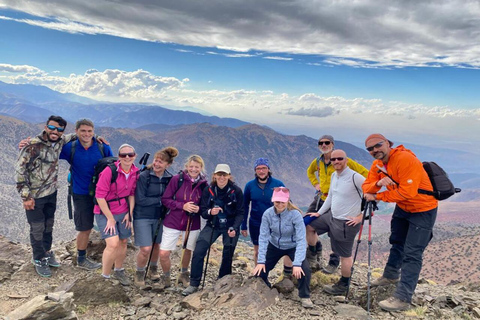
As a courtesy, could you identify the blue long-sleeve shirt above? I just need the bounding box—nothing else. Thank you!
[257,207,307,267]
[242,176,284,230]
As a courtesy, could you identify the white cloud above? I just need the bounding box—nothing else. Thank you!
[0,63,45,75]
[2,0,480,68]
[263,56,293,61]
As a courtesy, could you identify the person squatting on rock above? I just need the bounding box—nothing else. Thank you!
[362,133,438,312]
[60,118,113,271]
[160,155,208,288]
[306,149,365,295]
[305,134,368,274]
[241,158,294,280]
[95,144,139,286]
[15,115,76,277]
[133,147,178,287]
[252,187,314,309]
[182,164,244,296]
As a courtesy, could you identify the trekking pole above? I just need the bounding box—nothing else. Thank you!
[366,201,377,315]
[139,152,150,172]
[345,203,369,302]
[176,215,193,285]
[145,217,163,281]
[226,227,235,275]
[202,216,217,289]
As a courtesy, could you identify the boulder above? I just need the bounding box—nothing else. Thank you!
[334,304,369,320]
[68,274,130,306]
[6,291,77,320]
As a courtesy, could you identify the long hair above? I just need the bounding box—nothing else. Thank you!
[210,173,235,186]
[287,201,302,214]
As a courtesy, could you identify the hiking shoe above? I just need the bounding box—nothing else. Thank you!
[113,269,131,286]
[322,264,338,275]
[301,298,314,309]
[160,274,171,288]
[77,257,101,270]
[32,258,51,277]
[134,270,146,287]
[182,285,199,296]
[371,276,399,287]
[323,281,348,295]
[177,271,190,287]
[148,265,161,281]
[46,251,60,267]
[316,250,324,269]
[306,250,321,271]
[378,296,410,311]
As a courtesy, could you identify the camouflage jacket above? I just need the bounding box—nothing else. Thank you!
[15,131,74,201]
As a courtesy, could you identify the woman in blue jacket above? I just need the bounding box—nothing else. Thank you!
[252,187,313,309]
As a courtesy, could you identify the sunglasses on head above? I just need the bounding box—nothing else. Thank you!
[318,141,331,146]
[273,187,289,193]
[119,152,136,158]
[366,141,384,152]
[330,157,345,162]
[46,124,65,132]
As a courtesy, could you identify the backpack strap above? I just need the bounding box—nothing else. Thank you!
[352,173,362,199]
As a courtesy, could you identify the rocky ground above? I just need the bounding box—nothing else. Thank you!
[1,233,480,320]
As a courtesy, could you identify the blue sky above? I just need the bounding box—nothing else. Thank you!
[1,1,479,149]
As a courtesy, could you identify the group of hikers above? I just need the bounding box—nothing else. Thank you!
[15,115,439,312]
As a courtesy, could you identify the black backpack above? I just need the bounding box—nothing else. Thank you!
[89,156,119,201]
[418,162,461,200]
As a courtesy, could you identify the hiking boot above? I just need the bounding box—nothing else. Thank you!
[323,281,348,295]
[322,264,338,275]
[148,265,161,281]
[134,270,146,287]
[113,269,131,286]
[32,258,51,277]
[316,250,324,269]
[160,274,171,288]
[182,285,198,296]
[177,271,190,287]
[46,251,60,267]
[371,276,399,287]
[301,298,314,309]
[77,257,101,270]
[378,296,410,311]
[306,250,321,271]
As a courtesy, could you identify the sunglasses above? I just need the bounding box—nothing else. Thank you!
[330,157,345,162]
[366,141,384,152]
[119,152,136,158]
[273,187,290,193]
[46,124,65,132]
[318,141,331,146]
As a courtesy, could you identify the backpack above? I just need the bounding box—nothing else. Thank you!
[67,140,105,219]
[89,156,119,201]
[418,162,461,200]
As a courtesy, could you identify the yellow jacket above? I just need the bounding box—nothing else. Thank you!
[307,155,369,200]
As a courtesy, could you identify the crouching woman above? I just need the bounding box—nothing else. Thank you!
[252,187,313,309]
[95,144,139,286]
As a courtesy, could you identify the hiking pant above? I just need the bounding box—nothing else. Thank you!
[258,243,311,298]
[25,192,57,261]
[383,205,437,302]
[190,225,239,287]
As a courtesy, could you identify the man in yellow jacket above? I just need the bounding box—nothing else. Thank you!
[305,135,369,273]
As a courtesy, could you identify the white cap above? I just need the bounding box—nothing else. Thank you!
[214,164,231,174]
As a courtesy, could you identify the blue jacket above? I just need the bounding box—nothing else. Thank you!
[60,138,113,195]
[242,176,284,230]
[257,206,307,267]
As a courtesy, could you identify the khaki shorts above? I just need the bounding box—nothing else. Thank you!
[160,226,200,251]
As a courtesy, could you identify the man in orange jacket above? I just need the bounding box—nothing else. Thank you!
[363,134,437,312]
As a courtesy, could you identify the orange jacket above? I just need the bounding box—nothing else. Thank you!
[362,145,438,213]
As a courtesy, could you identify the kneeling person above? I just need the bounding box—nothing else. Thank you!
[307,150,365,295]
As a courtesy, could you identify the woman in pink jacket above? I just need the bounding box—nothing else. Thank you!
[95,143,139,285]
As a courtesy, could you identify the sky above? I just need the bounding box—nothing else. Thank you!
[0,0,479,151]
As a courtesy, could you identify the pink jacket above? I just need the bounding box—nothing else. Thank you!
[94,161,139,215]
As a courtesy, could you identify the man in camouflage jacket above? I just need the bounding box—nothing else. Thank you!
[15,115,73,277]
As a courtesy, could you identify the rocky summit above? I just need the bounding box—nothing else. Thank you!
[1,233,480,320]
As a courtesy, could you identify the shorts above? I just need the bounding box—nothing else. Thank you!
[309,211,360,257]
[95,212,132,240]
[134,219,163,247]
[160,226,200,251]
[248,221,261,246]
[73,194,95,231]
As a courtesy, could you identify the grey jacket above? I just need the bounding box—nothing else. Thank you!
[257,206,307,267]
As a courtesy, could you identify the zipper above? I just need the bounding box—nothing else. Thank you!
[278,214,282,249]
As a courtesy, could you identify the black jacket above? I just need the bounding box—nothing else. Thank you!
[133,169,173,220]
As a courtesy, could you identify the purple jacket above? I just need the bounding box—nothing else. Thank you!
[94,161,139,215]
[161,171,207,231]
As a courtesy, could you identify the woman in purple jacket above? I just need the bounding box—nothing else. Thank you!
[95,143,139,286]
[160,155,208,287]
